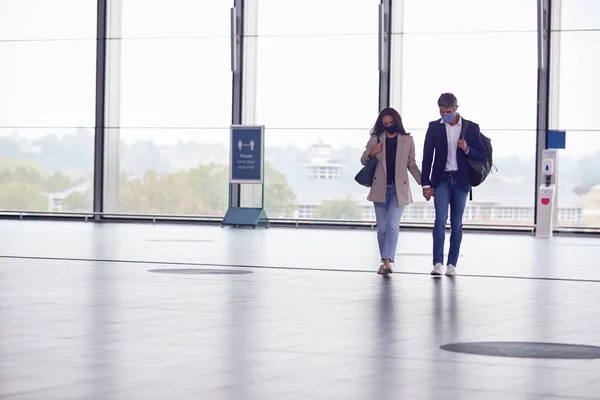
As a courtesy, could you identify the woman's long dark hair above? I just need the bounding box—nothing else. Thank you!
[369,107,410,137]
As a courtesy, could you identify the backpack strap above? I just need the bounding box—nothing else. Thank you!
[460,119,471,139]
[462,119,473,202]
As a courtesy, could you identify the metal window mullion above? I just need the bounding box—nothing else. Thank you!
[378,0,392,110]
[230,0,244,208]
[231,0,243,124]
[534,0,552,226]
[93,0,108,220]
[102,0,123,215]
[549,0,562,225]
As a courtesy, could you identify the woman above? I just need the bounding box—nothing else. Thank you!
[361,108,422,275]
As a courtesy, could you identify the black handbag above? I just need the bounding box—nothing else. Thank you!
[354,136,380,187]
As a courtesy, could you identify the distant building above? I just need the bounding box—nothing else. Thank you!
[304,141,341,180]
[273,141,583,226]
[46,181,91,212]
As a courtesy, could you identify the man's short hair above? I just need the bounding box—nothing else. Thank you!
[438,93,458,108]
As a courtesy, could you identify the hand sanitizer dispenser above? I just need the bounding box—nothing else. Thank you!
[542,158,554,176]
[542,158,554,186]
[537,150,557,238]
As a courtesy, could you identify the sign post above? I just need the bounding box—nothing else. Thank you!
[222,125,269,227]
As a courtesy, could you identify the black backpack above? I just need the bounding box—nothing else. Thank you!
[460,120,494,187]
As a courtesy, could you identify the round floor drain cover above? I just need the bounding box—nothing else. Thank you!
[440,342,600,359]
[149,269,253,275]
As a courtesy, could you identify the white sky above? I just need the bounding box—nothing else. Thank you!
[0,0,599,161]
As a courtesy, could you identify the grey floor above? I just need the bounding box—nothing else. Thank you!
[1,220,600,399]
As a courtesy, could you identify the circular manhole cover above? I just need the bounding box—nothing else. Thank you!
[149,269,253,275]
[440,342,600,359]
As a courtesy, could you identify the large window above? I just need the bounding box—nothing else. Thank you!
[391,0,539,226]
[0,1,96,212]
[551,0,600,227]
[242,0,380,220]
[2,0,596,231]
[104,0,232,216]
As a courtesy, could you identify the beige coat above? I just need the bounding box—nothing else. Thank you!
[360,133,422,207]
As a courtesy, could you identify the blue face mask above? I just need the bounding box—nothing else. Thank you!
[441,112,456,124]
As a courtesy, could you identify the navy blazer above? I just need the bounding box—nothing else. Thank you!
[421,117,487,192]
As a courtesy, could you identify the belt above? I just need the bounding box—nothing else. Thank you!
[386,180,395,184]
[444,170,458,176]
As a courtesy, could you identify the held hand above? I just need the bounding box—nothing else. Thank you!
[458,139,469,153]
[423,188,434,201]
[369,142,382,157]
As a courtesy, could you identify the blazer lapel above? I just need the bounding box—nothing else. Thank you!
[438,121,449,162]
[395,134,405,179]
[379,133,387,175]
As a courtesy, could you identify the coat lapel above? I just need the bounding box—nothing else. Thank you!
[379,133,387,175]
[438,121,449,163]
[395,134,405,179]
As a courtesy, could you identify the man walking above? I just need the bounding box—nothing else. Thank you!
[421,93,487,276]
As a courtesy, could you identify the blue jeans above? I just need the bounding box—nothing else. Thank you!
[433,174,469,266]
[374,183,405,262]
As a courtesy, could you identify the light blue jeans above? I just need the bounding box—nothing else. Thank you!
[374,183,405,262]
[433,174,469,266]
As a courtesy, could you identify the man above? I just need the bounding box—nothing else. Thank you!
[421,93,487,276]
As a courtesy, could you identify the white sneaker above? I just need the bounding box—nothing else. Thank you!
[431,263,443,276]
[446,265,457,276]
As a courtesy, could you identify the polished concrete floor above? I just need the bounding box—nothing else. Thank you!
[1,220,599,399]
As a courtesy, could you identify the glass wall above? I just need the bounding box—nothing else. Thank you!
[103,0,232,216]
[242,0,380,220]
[391,0,539,226]
[551,0,600,227]
[0,1,97,212]
[0,0,596,231]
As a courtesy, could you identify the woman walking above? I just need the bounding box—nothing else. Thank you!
[361,108,422,275]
